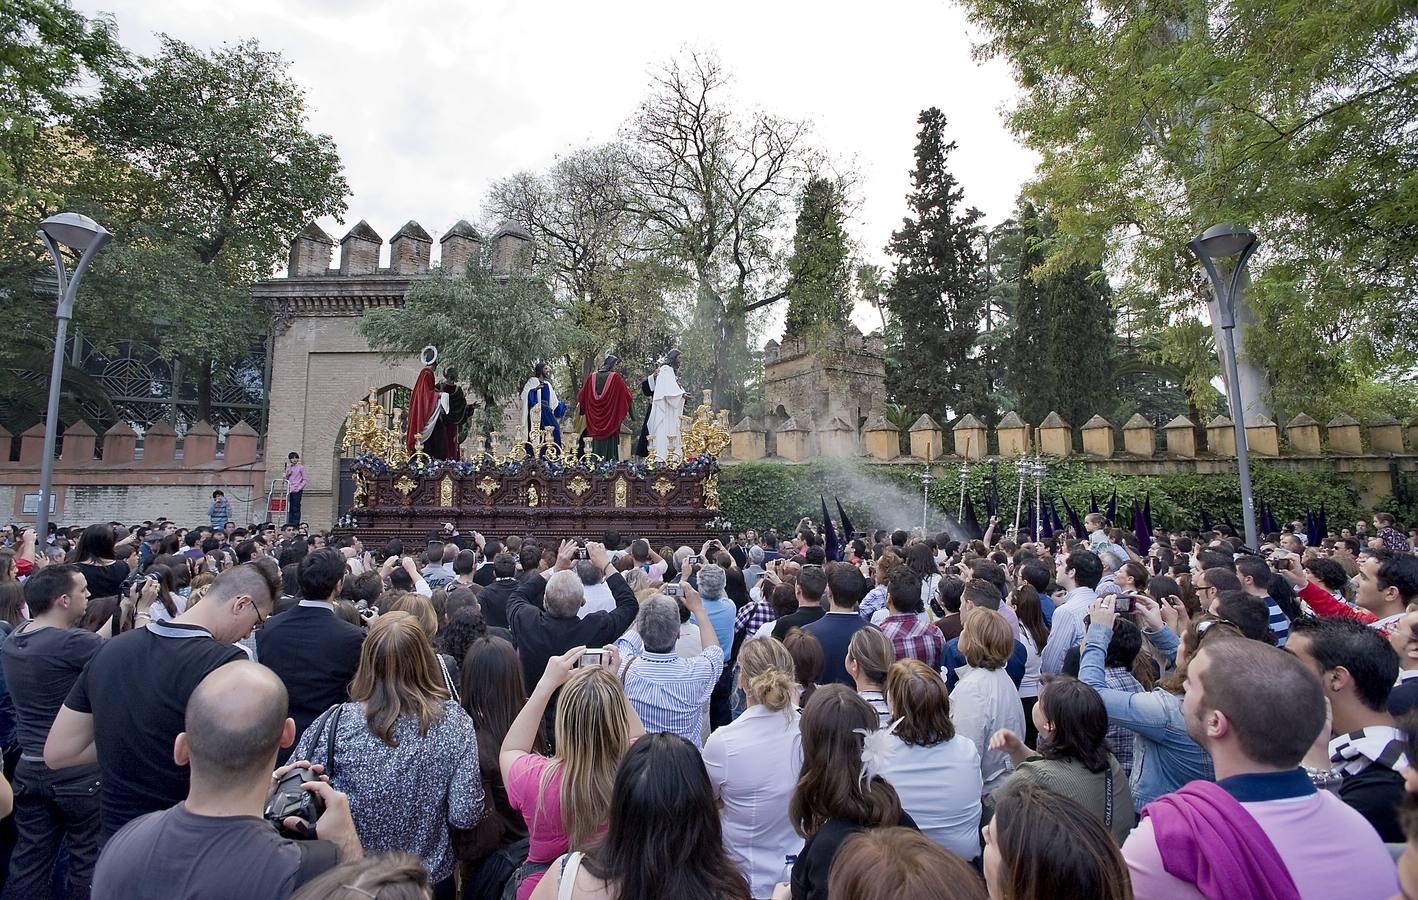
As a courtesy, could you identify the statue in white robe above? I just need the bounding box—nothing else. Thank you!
[648,350,689,460]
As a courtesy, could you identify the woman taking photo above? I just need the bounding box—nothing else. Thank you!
[500,646,644,900]
[703,637,803,899]
[878,659,983,862]
[983,781,1132,900]
[987,675,1135,842]
[292,612,484,899]
[780,685,915,900]
[530,733,750,900]
[457,633,540,898]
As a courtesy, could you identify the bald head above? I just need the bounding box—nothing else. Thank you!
[185,661,289,778]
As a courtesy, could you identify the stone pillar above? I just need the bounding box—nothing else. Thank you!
[102,422,137,464]
[996,412,1030,456]
[1162,416,1197,458]
[1121,414,1155,457]
[439,220,482,272]
[775,417,812,462]
[730,417,765,461]
[820,417,856,458]
[60,420,97,466]
[1326,415,1363,455]
[1408,417,1418,455]
[338,221,382,275]
[183,420,218,465]
[1244,413,1280,457]
[142,422,178,465]
[288,222,335,276]
[862,415,900,460]
[1080,415,1115,457]
[1368,416,1405,454]
[1206,416,1236,457]
[1037,412,1072,457]
[951,414,986,460]
[1285,413,1322,454]
[18,424,46,466]
[225,422,260,466]
[909,415,944,461]
[389,221,433,274]
[491,222,533,276]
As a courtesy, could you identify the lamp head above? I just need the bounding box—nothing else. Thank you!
[1190,224,1256,261]
[38,213,110,251]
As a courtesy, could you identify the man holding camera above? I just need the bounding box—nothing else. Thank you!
[91,661,360,899]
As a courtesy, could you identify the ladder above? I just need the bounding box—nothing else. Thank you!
[266,479,288,520]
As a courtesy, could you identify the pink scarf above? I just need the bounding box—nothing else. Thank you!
[1142,780,1300,900]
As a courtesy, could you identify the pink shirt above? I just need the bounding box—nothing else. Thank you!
[505,754,570,900]
[285,463,306,493]
[1123,788,1398,899]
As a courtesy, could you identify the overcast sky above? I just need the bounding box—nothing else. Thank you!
[75,0,1039,337]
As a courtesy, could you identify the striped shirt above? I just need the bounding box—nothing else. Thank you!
[615,631,723,746]
[1260,594,1290,647]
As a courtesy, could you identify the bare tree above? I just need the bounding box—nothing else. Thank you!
[621,51,808,411]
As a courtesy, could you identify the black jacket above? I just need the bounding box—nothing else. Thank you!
[478,578,528,631]
[1339,764,1405,843]
[506,571,639,692]
[256,602,365,761]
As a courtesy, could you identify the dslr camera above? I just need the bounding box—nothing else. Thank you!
[264,767,323,838]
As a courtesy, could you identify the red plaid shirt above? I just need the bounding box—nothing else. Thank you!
[879,614,946,670]
[735,599,775,637]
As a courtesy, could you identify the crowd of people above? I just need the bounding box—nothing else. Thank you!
[0,505,1414,898]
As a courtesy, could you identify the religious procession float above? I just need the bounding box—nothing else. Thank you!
[336,348,732,546]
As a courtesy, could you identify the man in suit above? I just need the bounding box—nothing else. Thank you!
[477,552,525,630]
[256,548,365,762]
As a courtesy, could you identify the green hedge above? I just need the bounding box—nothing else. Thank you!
[716,459,1364,536]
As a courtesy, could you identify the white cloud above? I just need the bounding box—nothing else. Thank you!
[76,0,1039,338]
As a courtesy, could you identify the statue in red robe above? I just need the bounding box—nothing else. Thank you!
[574,354,633,460]
[407,345,451,456]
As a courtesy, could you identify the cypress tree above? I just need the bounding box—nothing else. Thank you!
[885,108,989,422]
[784,176,853,344]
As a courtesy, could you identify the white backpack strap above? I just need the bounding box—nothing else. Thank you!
[557,851,586,900]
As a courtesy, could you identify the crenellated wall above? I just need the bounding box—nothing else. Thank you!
[723,410,1418,508]
[0,420,267,525]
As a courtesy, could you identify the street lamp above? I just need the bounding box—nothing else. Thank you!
[34,213,112,539]
[1188,223,1260,548]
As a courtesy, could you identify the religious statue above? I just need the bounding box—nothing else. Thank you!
[427,366,469,459]
[648,349,690,460]
[574,354,633,460]
[522,361,566,455]
[406,346,451,456]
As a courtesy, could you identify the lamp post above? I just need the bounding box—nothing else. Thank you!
[1188,224,1260,549]
[34,213,112,539]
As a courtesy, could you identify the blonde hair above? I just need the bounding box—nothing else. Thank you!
[542,666,629,849]
[348,612,449,746]
[959,607,1012,670]
[382,592,439,638]
[738,637,797,712]
[847,627,895,687]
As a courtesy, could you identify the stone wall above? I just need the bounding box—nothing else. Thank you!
[723,409,1418,508]
[762,329,886,442]
[0,421,266,526]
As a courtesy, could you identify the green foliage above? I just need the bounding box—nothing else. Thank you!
[360,261,588,434]
[957,0,1418,419]
[718,459,1364,535]
[885,108,990,422]
[784,175,853,344]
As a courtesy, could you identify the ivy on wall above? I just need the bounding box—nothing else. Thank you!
[716,460,1364,536]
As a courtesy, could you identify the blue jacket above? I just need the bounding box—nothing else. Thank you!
[941,636,1026,691]
[1079,623,1213,810]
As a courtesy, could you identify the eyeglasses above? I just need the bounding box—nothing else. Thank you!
[249,598,267,630]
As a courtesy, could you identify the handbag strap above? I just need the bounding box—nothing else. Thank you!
[323,704,343,781]
[438,654,461,703]
[1103,763,1114,828]
[557,851,585,900]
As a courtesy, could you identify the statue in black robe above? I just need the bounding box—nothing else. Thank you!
[427,367,470,460]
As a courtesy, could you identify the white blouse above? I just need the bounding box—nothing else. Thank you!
[702,704,804,899]
[879,735,983,860]
[950,665,1026,795]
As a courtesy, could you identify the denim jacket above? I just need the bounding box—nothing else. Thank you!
[1079,623,1214,810]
